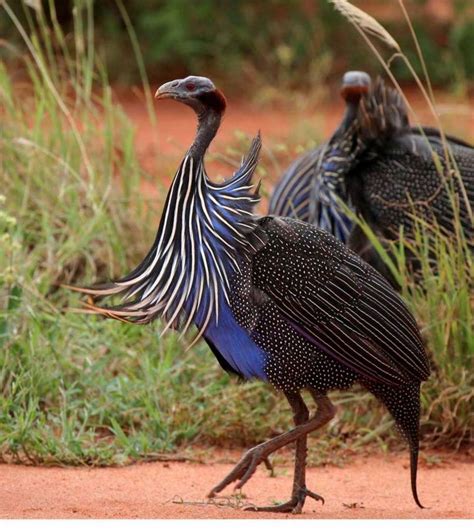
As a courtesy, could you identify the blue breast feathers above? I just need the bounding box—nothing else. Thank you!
[75,134,266,340]
[202,300,268,380]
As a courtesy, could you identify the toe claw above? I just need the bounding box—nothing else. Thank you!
[243,486,325,513]
[304,488,325,505]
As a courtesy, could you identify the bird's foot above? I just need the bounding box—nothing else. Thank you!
[244,487,324,514]
[208,444,271,498]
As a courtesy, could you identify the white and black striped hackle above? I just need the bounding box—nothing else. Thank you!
[70,76,265,338]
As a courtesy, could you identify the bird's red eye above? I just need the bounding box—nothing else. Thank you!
[185,82,196,91]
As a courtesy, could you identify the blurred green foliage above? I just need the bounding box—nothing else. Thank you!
[1,0,473,92]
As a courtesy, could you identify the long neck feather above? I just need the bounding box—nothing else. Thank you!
[79,124,264,335]
[308,78,409,238]
[307,101,362,234]
[356,77,409,145]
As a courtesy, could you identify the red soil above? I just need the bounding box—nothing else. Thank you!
[113,85,473,217]
[1,452,472,519]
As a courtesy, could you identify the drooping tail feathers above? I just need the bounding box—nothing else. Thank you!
[364,380,425,509]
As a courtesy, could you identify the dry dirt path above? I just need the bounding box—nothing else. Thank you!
[1,453,472,519]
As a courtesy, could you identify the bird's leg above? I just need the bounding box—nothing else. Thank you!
[208,392,335,514]
[245,392,332,514]
[249,392,310,512]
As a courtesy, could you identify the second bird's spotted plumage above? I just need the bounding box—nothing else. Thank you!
[270,72,474,283]
[68,76,430,513]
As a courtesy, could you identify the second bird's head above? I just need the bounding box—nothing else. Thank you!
[155,76,227,116]
[340,70,371,104]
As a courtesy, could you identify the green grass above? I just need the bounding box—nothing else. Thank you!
[0,1,472,466]
[0,2,297,465]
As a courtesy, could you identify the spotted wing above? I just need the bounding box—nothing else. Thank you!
[252,217,430,385]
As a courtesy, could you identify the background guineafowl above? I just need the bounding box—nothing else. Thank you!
[67,76,430,514]
[268,70,371,242]
[270,73,473,284]
[346,79,474,280]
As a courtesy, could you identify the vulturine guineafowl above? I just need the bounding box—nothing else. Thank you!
[345,78,474,278]
[269,70,372,241]
[67,76,430,513]
[270,72,474,284]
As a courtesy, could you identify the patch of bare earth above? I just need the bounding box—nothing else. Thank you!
[1,453,472,519]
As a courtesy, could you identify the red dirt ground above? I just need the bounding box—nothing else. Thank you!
[1,452,472,519]
[114,85,474,217]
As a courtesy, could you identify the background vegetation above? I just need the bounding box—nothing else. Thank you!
[0,0,472,466]
[1,0,473,94]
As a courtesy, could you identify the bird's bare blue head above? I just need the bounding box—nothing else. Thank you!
[156,76,226,159]
[340,71,371,104]
[155,75,227,117]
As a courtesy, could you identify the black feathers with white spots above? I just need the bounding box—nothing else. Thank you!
[231,216,430,390]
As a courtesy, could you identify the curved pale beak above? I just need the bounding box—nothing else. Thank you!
[155,81,179,100]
